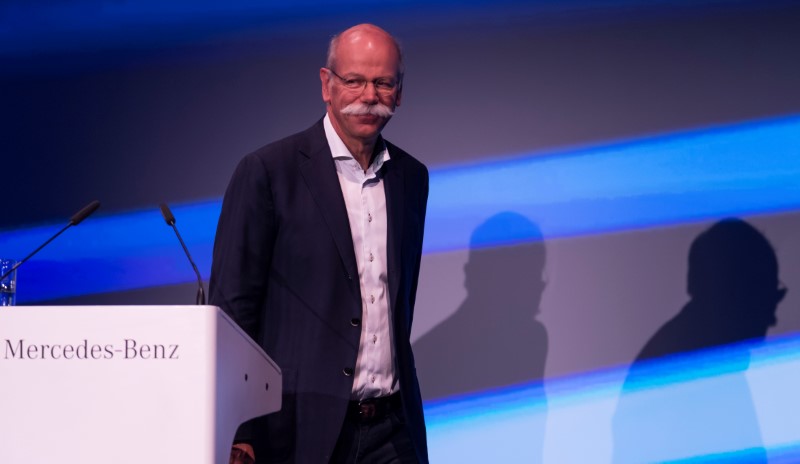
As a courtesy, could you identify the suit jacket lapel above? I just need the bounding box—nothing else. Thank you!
[298,122,359,282]
[383,146,404,313]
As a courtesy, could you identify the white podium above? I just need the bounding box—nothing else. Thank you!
[0,306,281,464]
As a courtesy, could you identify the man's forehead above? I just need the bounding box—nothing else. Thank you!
[334,44,399,75]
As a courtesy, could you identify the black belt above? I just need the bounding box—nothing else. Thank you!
[347,393,402,423]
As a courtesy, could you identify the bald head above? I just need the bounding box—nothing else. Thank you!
[326,24,404,80]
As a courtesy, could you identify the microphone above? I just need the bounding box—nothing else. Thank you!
[159,203,206,305]
[70,200,101,225]
[0,200,101,282]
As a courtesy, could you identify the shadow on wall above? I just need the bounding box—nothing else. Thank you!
[613,218,787,463]
[413,212,548,398]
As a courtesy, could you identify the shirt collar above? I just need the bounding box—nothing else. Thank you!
[323,113,390,173]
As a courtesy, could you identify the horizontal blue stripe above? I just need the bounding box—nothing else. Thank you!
[424,332,800,428]
[427,114,800,252]
[424,331,800,462]
[1,115,799,302]
[1,200,219,302]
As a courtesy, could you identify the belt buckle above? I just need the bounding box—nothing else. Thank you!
[359,401,378,421]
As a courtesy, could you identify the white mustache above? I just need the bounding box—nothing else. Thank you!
[341,102,394,117]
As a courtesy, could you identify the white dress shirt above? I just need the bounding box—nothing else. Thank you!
[323,114,398,400]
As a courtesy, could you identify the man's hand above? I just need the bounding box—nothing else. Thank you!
[229,443,255,464]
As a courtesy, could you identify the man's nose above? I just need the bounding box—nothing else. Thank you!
[360,82,380,103]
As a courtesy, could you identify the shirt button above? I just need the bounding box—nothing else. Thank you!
[369,253,374,262]
[371,375,376,383]
[370,295,375,304]
[372,334,377,344]
[350,318,361,327]
[343,367,354,376]
[368,213,372,222]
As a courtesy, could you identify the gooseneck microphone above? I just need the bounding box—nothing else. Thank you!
[0,200,101,281]
[159,203,206,305]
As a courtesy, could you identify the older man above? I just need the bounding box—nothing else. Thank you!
[210,24,429,463]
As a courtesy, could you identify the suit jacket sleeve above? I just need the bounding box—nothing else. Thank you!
[210,152,276,341]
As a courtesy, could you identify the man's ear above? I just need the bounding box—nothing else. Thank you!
[394,84,403,107]
[320,68,331,104]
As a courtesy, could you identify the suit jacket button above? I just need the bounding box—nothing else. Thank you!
[350,318,361,327]
[343,367,354,376]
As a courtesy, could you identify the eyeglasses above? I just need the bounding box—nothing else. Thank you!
[325,68,400,95]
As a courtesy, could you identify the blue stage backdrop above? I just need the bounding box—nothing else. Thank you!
[2,1,800,461]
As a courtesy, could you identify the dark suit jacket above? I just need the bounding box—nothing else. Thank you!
[209,119,429,463]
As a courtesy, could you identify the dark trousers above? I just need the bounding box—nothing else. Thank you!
[330,400,418,464]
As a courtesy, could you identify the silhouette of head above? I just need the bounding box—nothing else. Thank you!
[464,212,546,312]
[687,218,785,339]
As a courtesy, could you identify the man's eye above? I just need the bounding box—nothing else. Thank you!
[344,79,363,88]
[375,80,395,90]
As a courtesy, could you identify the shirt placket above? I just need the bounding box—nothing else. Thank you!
[361,173,381,391]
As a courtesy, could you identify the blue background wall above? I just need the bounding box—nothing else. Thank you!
[3,1,800,461]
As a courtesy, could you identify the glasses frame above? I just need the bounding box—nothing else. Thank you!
[324,67,401,96]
